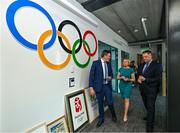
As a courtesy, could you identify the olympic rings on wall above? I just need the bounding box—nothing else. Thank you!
[6,0,57,50]
[6,0,98,70]
[58,20,82,54]
[72,39,91,68]
[83,30,98,57]
[38,30,71,70]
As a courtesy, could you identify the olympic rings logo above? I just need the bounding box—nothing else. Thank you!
[6,0,98,70]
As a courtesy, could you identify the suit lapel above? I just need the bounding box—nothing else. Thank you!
[98,60,104,77]
[144,61,154,74]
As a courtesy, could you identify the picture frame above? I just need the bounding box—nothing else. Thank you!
[84,87,99,123]
[47,116,69,133]
[25,122,47,133]
[65,89,89,132]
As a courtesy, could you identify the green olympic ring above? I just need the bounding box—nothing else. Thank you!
[72,39,91,68]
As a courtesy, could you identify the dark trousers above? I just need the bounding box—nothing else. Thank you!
[96,84,116,121]
[140,84,158,128]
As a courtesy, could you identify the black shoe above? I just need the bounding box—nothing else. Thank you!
[112,116,117,123]
[146,124,154,132]
[146,126,154,132]
[96,120,104,128]
[143,116,147,121]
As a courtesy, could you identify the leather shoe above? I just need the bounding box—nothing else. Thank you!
[146,126,154,132]
[96,120,104,128]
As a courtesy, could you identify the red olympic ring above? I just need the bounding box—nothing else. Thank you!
[83,30,98,57]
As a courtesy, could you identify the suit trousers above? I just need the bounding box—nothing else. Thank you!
[96,84,115,121]
[140,83,158,127]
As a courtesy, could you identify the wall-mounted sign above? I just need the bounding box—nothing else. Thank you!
[69,78,75,87]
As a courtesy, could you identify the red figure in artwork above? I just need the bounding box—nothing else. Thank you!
[74,97,82,112]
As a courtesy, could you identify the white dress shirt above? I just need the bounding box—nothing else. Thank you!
[101,59,108,84]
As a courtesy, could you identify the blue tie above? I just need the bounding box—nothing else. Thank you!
[143,62,149,73]
[104,62,108,78]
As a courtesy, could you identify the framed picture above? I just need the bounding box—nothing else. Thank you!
[47,116,69,133]
[84,87,99,123]
[25,122,47,133]
[65,90,89,132]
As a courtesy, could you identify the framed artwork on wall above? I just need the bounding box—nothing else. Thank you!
[65,89,89,132]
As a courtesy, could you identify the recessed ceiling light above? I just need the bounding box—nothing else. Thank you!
[117,30,121,33]
[134,29,139,33]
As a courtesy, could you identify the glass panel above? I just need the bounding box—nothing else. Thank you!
[98,41,118,93]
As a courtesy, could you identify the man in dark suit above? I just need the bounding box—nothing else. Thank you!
[89,50,117,128]
[137,50,162,132]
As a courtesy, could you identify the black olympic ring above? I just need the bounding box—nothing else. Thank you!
[58,20,82,54]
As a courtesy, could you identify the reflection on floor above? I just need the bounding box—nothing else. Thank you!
[81,88,166,132]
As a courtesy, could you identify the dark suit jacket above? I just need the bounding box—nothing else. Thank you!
[138,60,162,90]
[89,59,113,92]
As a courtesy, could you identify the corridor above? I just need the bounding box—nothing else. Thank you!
[2,0,175,131]
[82,88,166,132]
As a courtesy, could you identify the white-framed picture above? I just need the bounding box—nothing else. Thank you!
[47,116,69,133]
[84,87,99,123]
[25,122,47,133]
[65,89,89,132]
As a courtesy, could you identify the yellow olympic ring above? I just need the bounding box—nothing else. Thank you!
[38,30,71,70]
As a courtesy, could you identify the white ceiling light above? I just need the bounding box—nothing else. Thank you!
[141,17,148,36]
[141,17,151,47]
[117,30,121,33]
[134,29,139,33]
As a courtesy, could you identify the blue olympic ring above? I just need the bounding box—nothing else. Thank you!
[6,0,57,50]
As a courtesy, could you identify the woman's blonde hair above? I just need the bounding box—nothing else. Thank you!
[123,59,130,67]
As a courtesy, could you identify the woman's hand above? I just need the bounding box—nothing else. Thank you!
[121,76,126,80]
[117,72,126,80]
[123,77,130,81]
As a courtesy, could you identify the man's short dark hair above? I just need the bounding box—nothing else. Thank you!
[101,50,111,57]
[142,50,152,55]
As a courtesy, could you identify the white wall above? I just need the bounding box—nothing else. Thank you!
[0,0,132,131]
[129,46,141,63]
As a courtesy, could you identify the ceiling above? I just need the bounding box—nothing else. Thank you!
[76,0,165,43]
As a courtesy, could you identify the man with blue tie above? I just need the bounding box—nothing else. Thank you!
[89,50,117,128]
[137,50,162,132]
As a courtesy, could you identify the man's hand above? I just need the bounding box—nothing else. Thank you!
[138,76,146,84]
[89,87,95,96]
[106,76,112,81]
[138,78,142,84]
[139,76,146,81]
